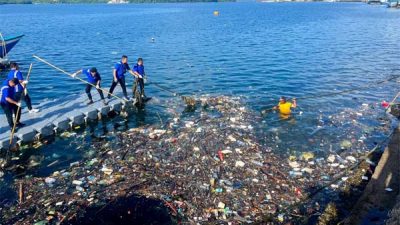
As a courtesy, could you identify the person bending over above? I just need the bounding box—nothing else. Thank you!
[72,67,107,105]
[0,78,24,129]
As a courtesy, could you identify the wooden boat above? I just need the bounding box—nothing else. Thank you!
[0,34,24,58]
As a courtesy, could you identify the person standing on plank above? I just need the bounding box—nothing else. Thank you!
[72,67,107,105]
[132,58,146,98]
[108,55,137,101]
[0,78,23,129]
[7,62,39,113]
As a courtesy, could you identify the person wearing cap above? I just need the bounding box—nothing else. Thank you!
[7,62,39,114]
[108,55,138,101]
[72,67,107,105]
[132,58,146,98]
[274,96,297,115]
[1,78,24,129]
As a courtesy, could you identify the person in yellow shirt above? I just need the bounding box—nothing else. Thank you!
[274,96,297,115]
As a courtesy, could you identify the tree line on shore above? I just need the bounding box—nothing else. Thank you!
[0,0,233,4]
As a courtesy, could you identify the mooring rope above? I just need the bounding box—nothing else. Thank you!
[296,74,400,101]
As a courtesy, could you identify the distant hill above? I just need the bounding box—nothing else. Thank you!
[0,0,233,3]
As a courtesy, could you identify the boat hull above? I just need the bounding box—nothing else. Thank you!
[0,35,24,58]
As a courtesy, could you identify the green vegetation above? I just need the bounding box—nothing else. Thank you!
[0,0,232,3]
[0,0,33,3]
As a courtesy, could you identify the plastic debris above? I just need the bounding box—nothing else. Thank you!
[340,140,352,149]
[301,152,315,161]
[327,154,336,163]
[235,161,245,167]
[44,177,56,186]
[0,96,395,224]
[346,156,357,163]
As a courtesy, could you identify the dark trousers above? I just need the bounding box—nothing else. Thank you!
[108,77,128,98]
[86,84,104,101]
[15,91,32,110]
[138,78,145,95]
[1,103,18,128]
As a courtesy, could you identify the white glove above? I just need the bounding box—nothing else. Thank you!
[96,85,100,89]
[71,73,77,78]
[16,102,22,107]
[23,80,28,85]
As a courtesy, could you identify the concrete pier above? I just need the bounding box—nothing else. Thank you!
[0,89,132,150]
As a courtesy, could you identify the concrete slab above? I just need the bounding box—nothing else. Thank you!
[65,110,85,126]
[79,104,99,121]
[110,100,123,112]
[31,121,55,137]
[16,126,37,143]
[0,130,17,150]
[53,117,71,131]
[0,89,133,149]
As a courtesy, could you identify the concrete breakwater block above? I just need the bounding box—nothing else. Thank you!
[66,111,85,126]
[79,107,98,121]
[53,117,71,131]
[32,121,55,137]
[93,102,110,116]
[16,127,37,143]
[0,132,15,150]
[110,101,123,112]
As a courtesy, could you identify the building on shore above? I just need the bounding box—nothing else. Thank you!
[386,0,399,7]
[107,0,128,4]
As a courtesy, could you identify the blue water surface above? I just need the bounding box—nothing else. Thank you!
[0,2,399,159]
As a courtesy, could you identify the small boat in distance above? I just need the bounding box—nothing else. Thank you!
[0,34,24,58]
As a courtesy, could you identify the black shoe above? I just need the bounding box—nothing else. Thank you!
[16,123,25,128]
[87,100,94,105]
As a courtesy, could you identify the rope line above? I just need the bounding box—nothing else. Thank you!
[296,75,400,100]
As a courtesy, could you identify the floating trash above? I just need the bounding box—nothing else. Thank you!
[0,96,395,224]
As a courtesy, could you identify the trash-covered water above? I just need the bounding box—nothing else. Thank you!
[0,96,397,224]
[1,2,400,224]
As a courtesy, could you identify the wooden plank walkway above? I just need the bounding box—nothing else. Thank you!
[0,89,130,150]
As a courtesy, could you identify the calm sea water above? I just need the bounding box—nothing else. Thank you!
[0,2,400,176]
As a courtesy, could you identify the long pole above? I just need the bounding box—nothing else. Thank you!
[145,77,195,103]
[386,91,400,113]
[33,55,127,103]
[389,91,400,105]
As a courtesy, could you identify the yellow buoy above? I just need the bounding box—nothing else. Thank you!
[213,10,219,16]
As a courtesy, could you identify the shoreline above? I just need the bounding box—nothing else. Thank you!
[0,1,370,4]
[343,124,399,224]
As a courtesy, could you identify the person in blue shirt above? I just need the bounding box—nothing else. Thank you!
[108,55,137,101]
[72,67,107,105]
[133,58,146,98]
[1,78,23,129]
[7,62,39,114]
